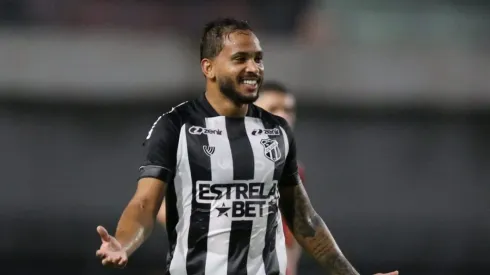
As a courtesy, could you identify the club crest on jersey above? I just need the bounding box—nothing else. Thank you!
[251,128,281,136]
[203,145,215,156]
[188,126,222,135]
[260,139,281,162]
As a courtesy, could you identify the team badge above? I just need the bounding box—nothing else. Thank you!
[260,139,281,162]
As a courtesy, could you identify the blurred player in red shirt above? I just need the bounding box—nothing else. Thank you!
[254,81,304,275]
[157,81,305,275]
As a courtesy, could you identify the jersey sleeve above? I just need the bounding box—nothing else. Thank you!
[138,110,181,183]
[279,119,300,187]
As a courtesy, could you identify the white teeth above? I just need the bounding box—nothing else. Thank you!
[243,80,257,85]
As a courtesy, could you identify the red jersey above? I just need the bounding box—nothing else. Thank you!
[282,163,305,247]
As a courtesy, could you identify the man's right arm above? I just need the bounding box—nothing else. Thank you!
[114,177,166,257]
[116,108,181,256]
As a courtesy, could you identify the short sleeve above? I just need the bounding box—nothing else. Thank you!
[279,119,300,187]
[138,111,181,183]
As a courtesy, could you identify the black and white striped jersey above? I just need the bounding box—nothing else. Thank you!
[139,94,299,275]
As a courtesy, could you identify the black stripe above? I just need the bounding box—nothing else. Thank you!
[226,118,255,275]
[262,126,286,275]
[186,119,212,275]
[227,118,255,179]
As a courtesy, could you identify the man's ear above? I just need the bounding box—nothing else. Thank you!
[201,58,216,80]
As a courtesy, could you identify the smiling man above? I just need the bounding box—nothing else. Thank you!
[95,17,399,275]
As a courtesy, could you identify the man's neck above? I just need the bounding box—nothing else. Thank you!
[205,90,248,118]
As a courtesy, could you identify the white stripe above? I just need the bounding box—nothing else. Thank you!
[169,125,192,275]
[204,116,233,275]
[276,214,288,275]
[244,117,277,275]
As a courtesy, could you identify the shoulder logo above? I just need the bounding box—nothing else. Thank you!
[188,126,222,135]
[203,145,215,156]
[252,128,281,136]
[260,139,281,162]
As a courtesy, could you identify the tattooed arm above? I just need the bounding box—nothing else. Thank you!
[279,174,359,275]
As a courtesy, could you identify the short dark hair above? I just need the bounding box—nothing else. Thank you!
[200,17,253,61]
[260,81,289,94]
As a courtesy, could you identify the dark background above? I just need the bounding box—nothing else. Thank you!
[1,97,489,275]
[1,1,489,274]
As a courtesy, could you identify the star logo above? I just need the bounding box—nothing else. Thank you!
[216,203,231,217]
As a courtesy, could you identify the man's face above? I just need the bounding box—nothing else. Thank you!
[213,30,264,105]
[255,91,296,128]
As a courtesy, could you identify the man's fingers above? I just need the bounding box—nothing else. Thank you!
[100,255,127,268]
[116,257,127,269]
[101,258,110,266]
[102,257,116,266]
[97,226,111,242]
[95,250,105,258]
[118,257,128,267]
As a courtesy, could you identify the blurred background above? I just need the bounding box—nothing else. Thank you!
[1,0,489,275]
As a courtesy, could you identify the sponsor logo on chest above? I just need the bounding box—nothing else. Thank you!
[197,181,279,220]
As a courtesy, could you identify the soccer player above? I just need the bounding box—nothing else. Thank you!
[95,18,398,275]
[254,82,303,275]
[156,82,304,274]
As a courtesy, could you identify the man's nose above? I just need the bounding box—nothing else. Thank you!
[245,60,260,74]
